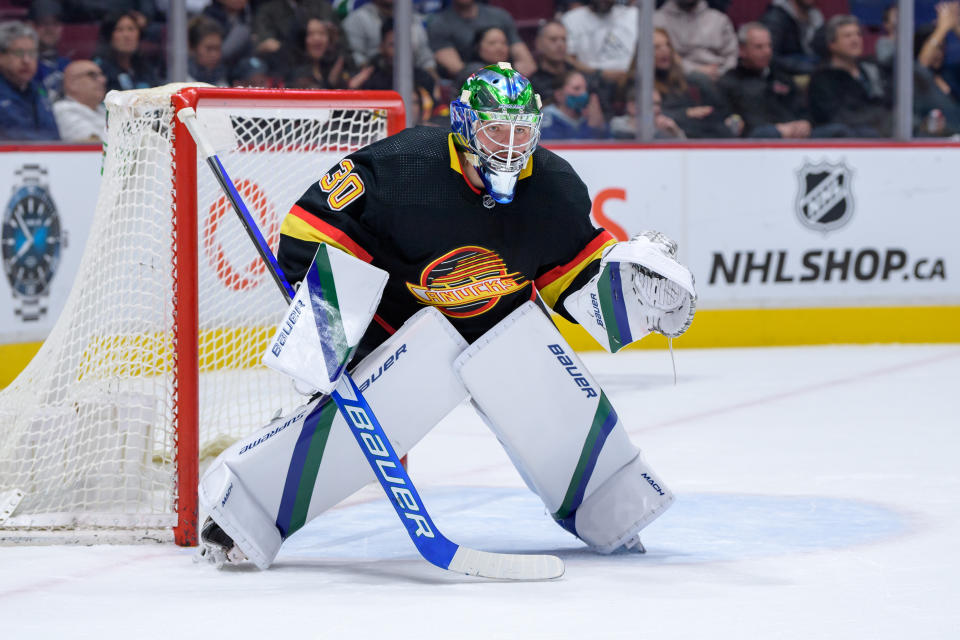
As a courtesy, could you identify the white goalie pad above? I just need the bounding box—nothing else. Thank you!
[262,243,389,394]
[201,306,469,569]
[454,302,674,553]
[564,231,696,352]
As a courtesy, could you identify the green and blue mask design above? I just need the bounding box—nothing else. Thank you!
[450,63,542,204]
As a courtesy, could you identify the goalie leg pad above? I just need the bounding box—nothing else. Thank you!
[454,302,674,552]
[572,452,673,553]
[199,460,283,570]
[199,307,469,568]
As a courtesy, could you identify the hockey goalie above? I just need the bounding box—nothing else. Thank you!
[196,63,697,573]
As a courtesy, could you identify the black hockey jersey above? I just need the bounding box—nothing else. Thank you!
[277,126,615,357]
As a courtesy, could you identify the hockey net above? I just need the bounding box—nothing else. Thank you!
[0,85,405,544]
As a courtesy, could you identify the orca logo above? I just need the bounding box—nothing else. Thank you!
[406,245,529,318]
[795,160,854,232]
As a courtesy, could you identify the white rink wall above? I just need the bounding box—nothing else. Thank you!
[551,143,959,309]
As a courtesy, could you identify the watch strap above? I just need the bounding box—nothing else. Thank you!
[15,297,44,322]
[15,164,47,187]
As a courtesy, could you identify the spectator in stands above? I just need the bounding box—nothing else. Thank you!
[529,20,574,100]
[610,85,687,139]
[0,21,59,140]
[342,0,435,78]
[53,59,106,142]
[229,54,273,87]
[529,18,611,115]
[912,3,960,136]
[760,0,824,75]
[654,0,738,80]
[28,0,70,103]
[562,0,637,85]
[253,0,335,67]
[654,27,738,138]
[455,26,511,87]
[93,10,162,92]
[539,69,608,139]
[188,16,227,86]
[285,18,354,89]
[718,22,817,138]
[427,0,535,78]
[202,0,254,67]
[349,19,436,115]
[875,4,897,69]
[808,15,891,137]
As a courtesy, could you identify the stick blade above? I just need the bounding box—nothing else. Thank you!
[447,546,565,581]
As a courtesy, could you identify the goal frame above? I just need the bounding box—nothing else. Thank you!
[169,87,405,545]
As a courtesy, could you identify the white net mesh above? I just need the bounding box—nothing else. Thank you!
[0,85,392,542]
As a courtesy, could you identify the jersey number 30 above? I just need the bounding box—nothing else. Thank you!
[319,159,365,211]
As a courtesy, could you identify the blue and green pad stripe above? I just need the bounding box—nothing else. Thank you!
[305,244,356,384]
[275,399,338,538]
[552,392,619,536]
[596,262,633,353]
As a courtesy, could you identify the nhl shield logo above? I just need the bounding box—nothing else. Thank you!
[795,161,854,232]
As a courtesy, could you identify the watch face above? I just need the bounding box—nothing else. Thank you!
[2,185,62,297]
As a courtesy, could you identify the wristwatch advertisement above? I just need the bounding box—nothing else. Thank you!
[1,164,65,322]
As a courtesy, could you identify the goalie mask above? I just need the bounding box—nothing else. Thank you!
[451,62,542,204]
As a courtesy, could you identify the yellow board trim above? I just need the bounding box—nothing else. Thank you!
[4,306,958,389]
[0,327,275,390]
[0,341,42,388]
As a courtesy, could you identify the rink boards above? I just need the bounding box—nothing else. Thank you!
[2,142,959,385]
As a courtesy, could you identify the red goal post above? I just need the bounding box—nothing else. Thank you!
[0,86,406,546]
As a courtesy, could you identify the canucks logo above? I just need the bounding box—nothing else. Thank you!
[406,246,529,318]
[795,160,854,232]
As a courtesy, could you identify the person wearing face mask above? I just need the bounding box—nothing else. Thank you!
[654,0,738,81]
[539,69,609,139]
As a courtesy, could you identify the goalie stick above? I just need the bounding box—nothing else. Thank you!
[177,107,564,581]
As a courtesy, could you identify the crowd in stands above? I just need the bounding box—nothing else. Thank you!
[2,0,960,142]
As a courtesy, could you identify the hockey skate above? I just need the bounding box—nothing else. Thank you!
[196,517,247,568]
[621,534,647,554]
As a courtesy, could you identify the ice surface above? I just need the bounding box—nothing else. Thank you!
[2,344,958,639]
